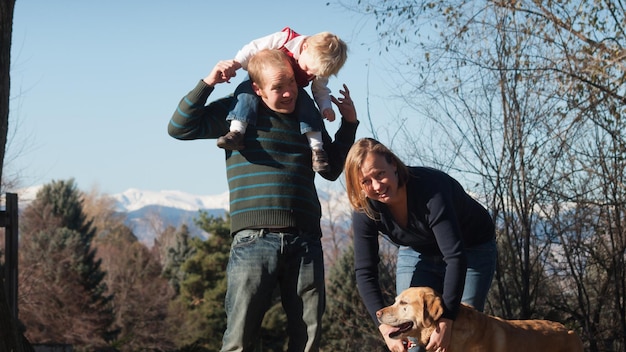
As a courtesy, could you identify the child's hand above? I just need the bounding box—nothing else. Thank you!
[322,108,336,122]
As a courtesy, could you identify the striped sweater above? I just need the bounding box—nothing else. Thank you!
[168,80,359,235]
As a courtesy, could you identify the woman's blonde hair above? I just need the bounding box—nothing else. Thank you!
[304,32,348,78]
[344,138,409,219]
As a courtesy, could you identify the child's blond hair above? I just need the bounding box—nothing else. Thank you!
[304,32,348,78]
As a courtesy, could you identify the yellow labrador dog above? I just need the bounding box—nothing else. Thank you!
[376,287,583,352]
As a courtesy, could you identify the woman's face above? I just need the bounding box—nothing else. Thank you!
[359,152,399,204]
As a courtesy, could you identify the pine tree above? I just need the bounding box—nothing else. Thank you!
[321,245,395,351]
[168,211,231,351]
[19,179,114,349]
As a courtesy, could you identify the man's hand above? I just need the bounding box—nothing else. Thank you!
[203,60,241,87]
[322,108,336,122]
[330,84,357,123]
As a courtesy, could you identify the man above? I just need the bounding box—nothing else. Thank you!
[168,49,359,352]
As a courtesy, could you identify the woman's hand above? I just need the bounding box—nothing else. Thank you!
[425,318,453,352]
[379,323,408,352]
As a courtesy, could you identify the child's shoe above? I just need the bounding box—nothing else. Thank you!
[217,131,244,150]
[312,149,330,173]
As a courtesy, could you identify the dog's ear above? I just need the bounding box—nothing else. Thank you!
[421,291,444,327]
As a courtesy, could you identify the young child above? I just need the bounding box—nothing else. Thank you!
[216,27,348,173]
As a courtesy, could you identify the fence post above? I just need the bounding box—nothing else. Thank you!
[1,192,18,319]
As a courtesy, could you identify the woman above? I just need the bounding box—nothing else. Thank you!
[345,138,497,352]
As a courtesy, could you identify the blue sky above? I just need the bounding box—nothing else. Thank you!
[9,1,403,196]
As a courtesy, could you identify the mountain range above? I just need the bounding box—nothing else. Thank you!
[15,186,352,247]
[111,189,231,245]
[14,186,229,246]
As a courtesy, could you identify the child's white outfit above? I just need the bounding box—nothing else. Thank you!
[217,27,333,173]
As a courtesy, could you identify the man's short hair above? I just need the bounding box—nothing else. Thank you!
[248,49,291,88]
[305,32,348,78]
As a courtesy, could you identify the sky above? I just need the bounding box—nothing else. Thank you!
[8,1,404,196]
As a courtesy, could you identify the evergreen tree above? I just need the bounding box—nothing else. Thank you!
[168,212,231,351]
[167,212,292,351]
[19,179,114,349]
[321,245,395,351]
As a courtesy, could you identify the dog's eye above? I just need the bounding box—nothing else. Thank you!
[399,300,407,305]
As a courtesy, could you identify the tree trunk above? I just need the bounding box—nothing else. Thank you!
[0,1,32,351]
[0,0,14,183]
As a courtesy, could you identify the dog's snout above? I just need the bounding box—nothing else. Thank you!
[376,309,382,318]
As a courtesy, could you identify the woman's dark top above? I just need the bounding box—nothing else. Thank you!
[353,166,495,324]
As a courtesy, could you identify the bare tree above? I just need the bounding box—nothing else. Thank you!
[319,185,352,268]
[83,188,177,350]
[97,240,175,351]
[343,0,626,349]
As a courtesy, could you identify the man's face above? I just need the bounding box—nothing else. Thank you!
[252,64,298,114]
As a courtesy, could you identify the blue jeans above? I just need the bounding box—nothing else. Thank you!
[395,239,497,352]
[227,78,322,134]
[220,229,325,352]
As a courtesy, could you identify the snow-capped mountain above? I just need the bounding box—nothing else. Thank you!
[110,189,230,246]
[14,186,230,246]
[14,185,352,247]
[14,186,230,213]
[112,188,230,213]
[111,187,352,246]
